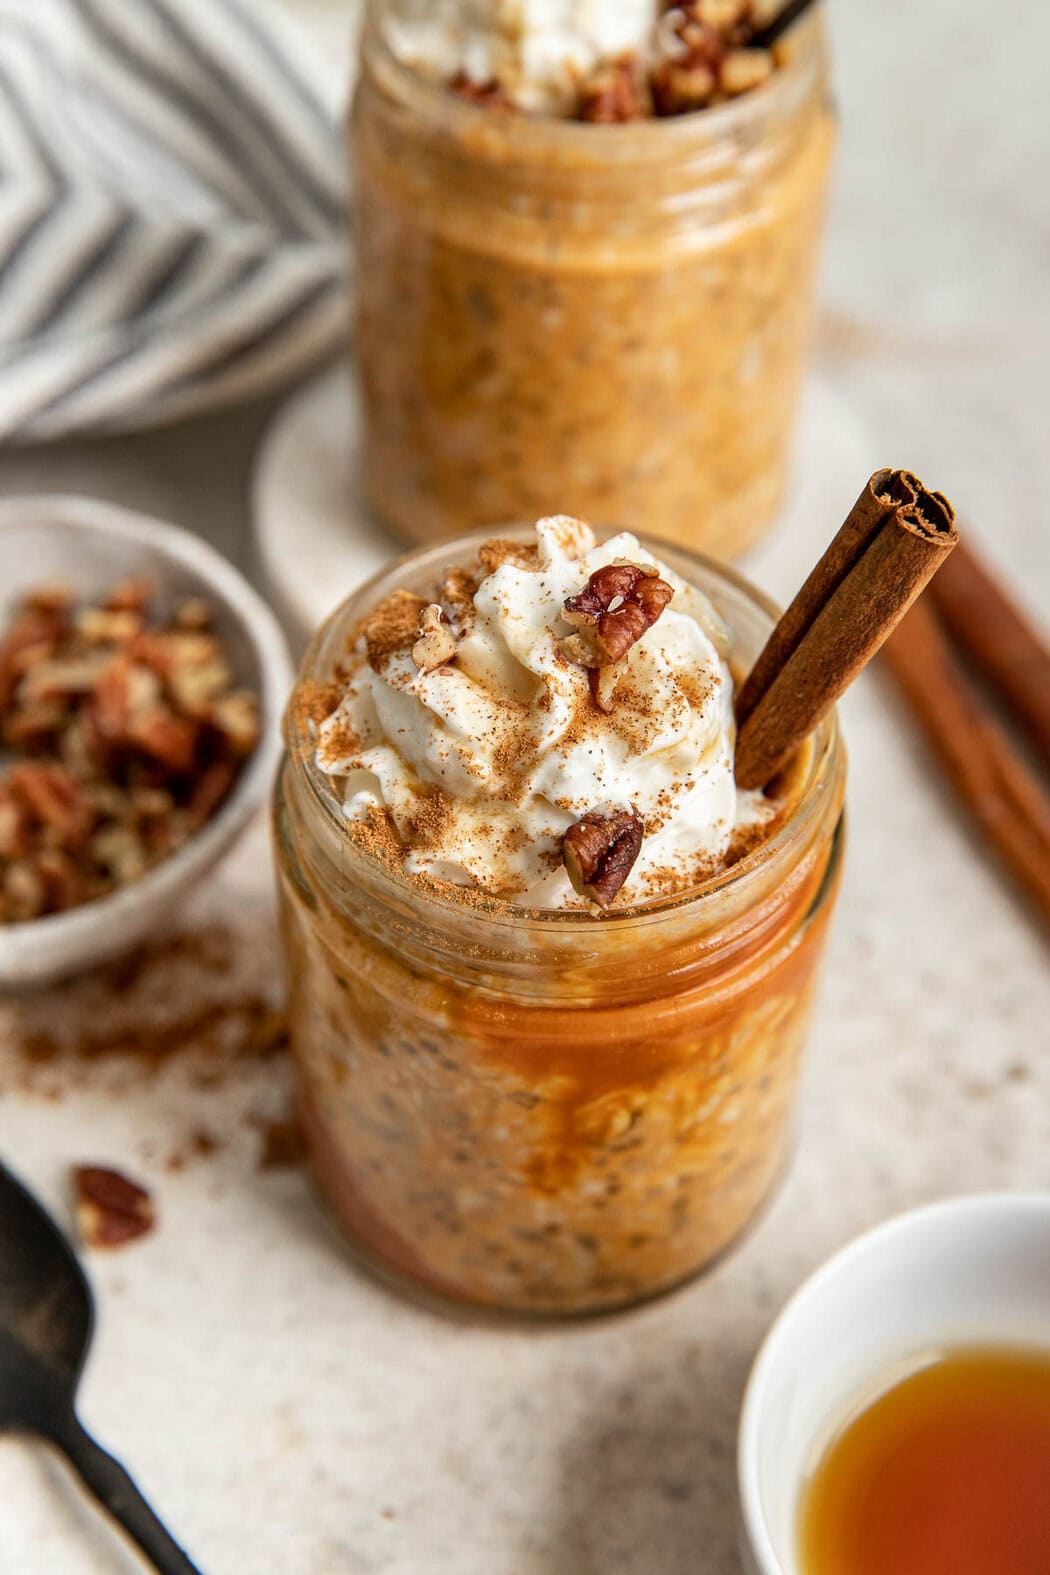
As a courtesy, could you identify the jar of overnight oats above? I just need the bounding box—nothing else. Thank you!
[273,519,846,1316]
[349,2,835,561]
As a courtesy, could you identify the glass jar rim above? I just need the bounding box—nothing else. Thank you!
[284,526,845,938]
[358,2,828,167]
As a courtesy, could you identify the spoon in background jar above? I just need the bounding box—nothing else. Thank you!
[752,0,820,50]
[0,1160,203,1574]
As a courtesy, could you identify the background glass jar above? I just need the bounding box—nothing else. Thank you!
[349,7,835,561]
[274,531,847,1317]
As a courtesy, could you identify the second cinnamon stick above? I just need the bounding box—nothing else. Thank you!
[881,596,1050,930]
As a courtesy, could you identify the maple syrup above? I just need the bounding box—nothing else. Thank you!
[798,1348,1050,1575]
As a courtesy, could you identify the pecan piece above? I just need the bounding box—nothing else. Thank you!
[578,55,649,123]
[412,604,457,673]
[7,761,92,849]
[73,1165,155,1249]
[562,807,644,908]
[561,563,674,667]
[720,46,773,96]
[587,665,621,715]
[450,71,513,110]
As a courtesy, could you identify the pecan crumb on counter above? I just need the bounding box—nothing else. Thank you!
[0,580,261,924]
[73,1164,155,1249]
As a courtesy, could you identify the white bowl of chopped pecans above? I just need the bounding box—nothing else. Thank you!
[0,496,293,988]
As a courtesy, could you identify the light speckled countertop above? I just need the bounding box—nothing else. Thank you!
[1,3,1048,1573]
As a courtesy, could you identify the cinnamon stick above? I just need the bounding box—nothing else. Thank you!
[925,538,1050,773]
[734,469,958,790]
[880,597,1050,930]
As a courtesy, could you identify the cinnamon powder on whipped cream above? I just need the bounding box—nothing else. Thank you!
[312,517,778,911]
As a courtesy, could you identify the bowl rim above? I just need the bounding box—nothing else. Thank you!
[736,1190,1050,1575]
[0,493,293,974]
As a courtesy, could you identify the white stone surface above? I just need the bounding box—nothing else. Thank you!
[1,2,1049,1573]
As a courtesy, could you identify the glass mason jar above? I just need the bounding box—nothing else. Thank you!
[274,532,846,1317]
[348,6,835,560]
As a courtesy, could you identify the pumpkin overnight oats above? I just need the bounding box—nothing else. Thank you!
[350,1,835,559]
[274,517,845,1315]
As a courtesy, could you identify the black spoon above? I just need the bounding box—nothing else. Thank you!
[752,0,820,51]
[0,1159,203,1574]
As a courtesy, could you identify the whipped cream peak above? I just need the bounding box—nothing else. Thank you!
[315,519,773,909]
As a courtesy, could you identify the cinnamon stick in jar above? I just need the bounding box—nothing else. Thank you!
[734,469,958,790]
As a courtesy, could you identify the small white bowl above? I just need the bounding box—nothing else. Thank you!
[0,495,293,988]
[738,1193,1050,1575]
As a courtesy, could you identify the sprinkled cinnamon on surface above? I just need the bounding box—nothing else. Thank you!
[288,680,343,737]
[477,539,541,575]
[363,590,428,671]
[405,783,454,848]
[440,567,482,625]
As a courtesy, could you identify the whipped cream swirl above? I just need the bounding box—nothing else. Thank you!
[315,518,772,910]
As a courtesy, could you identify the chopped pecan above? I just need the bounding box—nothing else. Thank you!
[563,807,645,908]
[0,577,261,923]
[651,58,718,113]
[2,860,46,922]
[23,585,74,618]
[126,706,199,773]
[694,0,753,34]
[73,1165,155,1249]
[34,847,85,911]
[561,563,675,668]
[187,758,237,821]
[0,610,67,712]
[7,762,92,849]
[720,46,773,95]
[207,691,260,755]
[412,604,457,673]
[0,786,26,858]
[651,2,766,113]
[173,597,212,631]
[102,578,153,614]
[75,607,144,646]
[588,665,622,715]
[450,71,513,110]
[440,567,481,627]
[578,55,649,123]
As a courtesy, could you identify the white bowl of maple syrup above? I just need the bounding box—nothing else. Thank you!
[738,1193,1050,1575]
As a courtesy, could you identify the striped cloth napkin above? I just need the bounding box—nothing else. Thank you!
[0,0,347,443]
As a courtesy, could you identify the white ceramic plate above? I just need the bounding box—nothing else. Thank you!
[251,363,877,637]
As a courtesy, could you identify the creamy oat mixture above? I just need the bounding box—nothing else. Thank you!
[314,518,773,909]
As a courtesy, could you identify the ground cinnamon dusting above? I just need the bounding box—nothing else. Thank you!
[405,784,454,848]
[363,590,428,670]
[288,679,343,737]
[477,539,541,575]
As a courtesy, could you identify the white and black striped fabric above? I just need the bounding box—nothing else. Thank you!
[0,0,347,442]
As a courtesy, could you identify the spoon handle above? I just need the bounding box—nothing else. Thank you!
[53,1412,204,1575]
